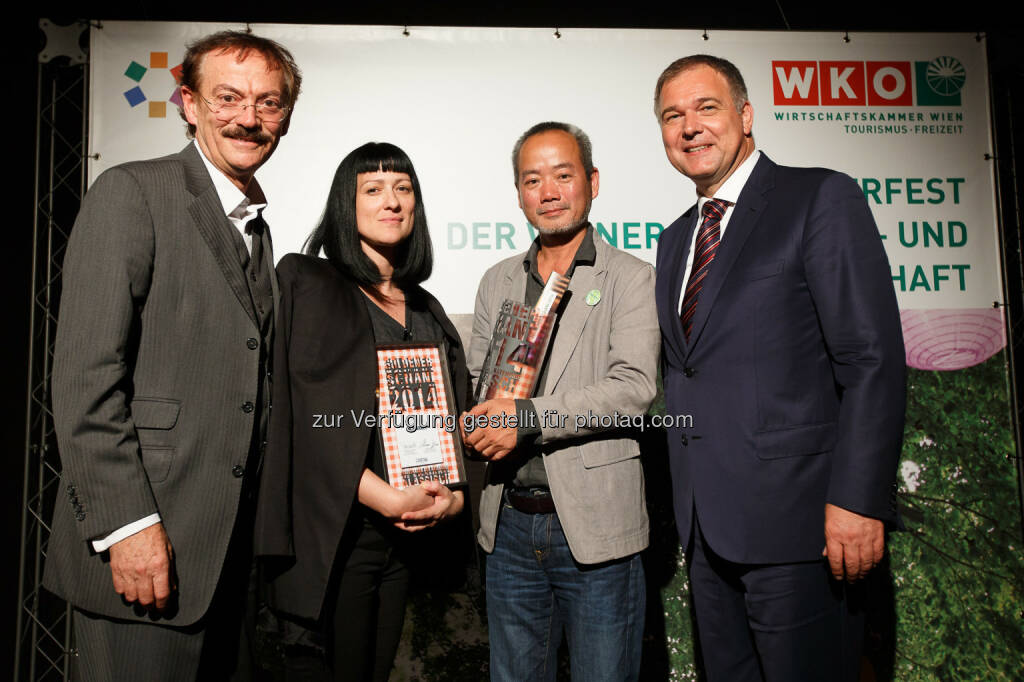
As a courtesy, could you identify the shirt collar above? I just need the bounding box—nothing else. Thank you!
[193,139,267,221]
[698,149,760,209]
[522,223,597,276]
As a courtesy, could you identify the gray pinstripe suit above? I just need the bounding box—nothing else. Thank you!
[44,143,277,676]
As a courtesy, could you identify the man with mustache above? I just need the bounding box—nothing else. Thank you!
[464,122,659,681]
[44,31,300,681]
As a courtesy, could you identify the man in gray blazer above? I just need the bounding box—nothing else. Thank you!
[44,31,301,680]
[464,122,659,681]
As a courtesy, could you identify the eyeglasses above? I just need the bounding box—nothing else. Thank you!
[195,92,290,123]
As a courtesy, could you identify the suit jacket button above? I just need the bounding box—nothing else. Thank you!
[246,337,259,350]
[232,465,245,478]
[75,512,86,521]
[242,401,255,413]
[680,434,689,446]
[683,367,695,378]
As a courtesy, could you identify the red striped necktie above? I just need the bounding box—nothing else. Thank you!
[680,198,728,341]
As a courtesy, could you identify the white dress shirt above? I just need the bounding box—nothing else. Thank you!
[678,150,761,313]
[195,139,267,253]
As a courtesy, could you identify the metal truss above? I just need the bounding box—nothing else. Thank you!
[15,19,89,682]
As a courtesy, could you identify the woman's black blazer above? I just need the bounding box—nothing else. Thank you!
[254,253,470,621]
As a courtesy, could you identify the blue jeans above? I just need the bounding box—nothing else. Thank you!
[485,501,645,681]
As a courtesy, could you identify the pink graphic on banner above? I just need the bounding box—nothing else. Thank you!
[901,308,1005,371]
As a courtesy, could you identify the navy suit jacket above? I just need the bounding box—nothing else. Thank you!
[655,153,906,565]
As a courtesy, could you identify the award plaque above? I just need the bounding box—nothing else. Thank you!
[375,342,467,490]
[474,271,570,402]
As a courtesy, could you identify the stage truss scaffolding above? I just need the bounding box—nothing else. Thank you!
[15,19,89,682]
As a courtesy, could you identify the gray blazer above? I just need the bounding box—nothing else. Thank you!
[44,143,278,626]
[469,234,659,564]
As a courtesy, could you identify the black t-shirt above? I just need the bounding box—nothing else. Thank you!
[362,290,445,480]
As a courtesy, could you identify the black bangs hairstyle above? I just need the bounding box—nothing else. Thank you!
[304,142,433,289]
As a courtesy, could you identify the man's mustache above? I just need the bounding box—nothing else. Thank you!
[221,126,273,144]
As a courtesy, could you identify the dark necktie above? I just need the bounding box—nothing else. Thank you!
[246,219,263,278]
[680,198,728,341]
[246,217,269,323]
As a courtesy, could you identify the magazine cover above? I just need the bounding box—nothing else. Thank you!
[375,342,466,490]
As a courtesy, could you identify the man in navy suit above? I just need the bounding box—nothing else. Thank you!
[653,55,905,681]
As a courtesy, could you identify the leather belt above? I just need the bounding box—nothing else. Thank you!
[505,486,556,514]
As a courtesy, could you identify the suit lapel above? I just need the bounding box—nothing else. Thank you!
[501,256,528,312]
[543,241,607,393]
[181,144,259,328]
[686,155,775,353]
[661,207,700,357]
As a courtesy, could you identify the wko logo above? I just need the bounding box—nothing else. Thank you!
[772,56,964,106]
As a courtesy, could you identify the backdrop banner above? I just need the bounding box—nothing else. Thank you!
[88,22,1023,680]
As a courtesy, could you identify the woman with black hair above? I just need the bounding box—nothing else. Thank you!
[255,142,469,681]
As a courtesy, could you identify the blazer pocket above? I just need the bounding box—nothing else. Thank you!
[579,441,640,469]
[754,422,836,460]
[140,445,175,483]
[131,397,181,429]
[745,260,785,281]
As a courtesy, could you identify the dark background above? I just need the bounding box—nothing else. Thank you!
[8,2,1022,677]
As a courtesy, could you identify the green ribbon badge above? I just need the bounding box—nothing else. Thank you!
[585,289,601,306]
